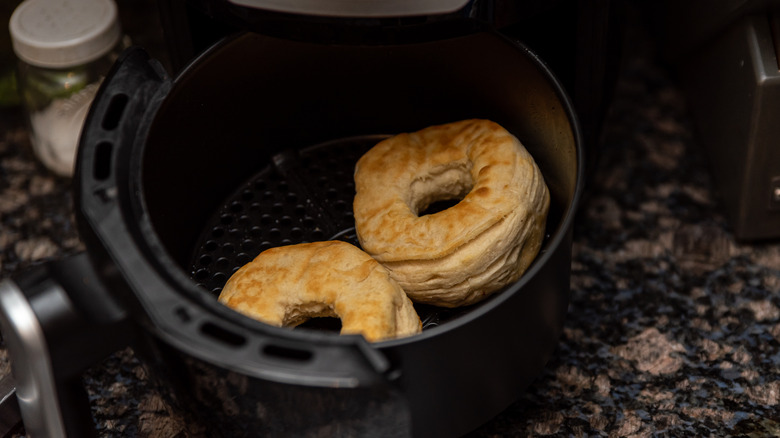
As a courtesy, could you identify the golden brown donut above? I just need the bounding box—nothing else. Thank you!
[353,119,550,307]
[218,241,422,342]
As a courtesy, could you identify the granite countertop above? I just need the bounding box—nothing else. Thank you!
[1,12,780,438]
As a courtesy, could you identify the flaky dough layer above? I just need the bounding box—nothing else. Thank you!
[353,119,550,307]
[218,241,422,342]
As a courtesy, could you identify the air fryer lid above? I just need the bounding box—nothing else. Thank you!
[173,0,558,46]
[226,0,471,17]
[73,28,581,438]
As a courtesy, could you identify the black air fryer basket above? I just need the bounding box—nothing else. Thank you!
[0,4,584,438]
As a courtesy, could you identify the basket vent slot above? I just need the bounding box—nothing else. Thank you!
[263,344,313,362]
[101,93,128,130]
[200,322,246,347]
[93,141,113,181]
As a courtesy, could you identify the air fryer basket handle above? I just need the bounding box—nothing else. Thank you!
[0,253,133,438]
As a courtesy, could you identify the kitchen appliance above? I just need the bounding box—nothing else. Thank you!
[650,1,780,241]
[0,1,599,436]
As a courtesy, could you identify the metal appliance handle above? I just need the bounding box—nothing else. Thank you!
[0,253,133,438]
[0,374,21,437]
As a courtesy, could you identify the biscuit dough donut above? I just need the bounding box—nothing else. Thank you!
[353,119,550,308]
[218,241,422,342]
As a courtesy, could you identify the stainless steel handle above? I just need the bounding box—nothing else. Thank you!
[0,280,65,438]
[0,374,22,438]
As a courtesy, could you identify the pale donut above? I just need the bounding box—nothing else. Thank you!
[218,241,422,342]
[353,119,550,307]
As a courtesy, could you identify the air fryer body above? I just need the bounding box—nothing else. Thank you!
[67,29,582,437]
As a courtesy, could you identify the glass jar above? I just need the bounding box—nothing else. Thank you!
[9,0,124,177]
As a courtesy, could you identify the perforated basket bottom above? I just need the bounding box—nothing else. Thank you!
[189,135,484,332]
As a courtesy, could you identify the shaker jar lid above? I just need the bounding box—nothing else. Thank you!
[9,0,121,68]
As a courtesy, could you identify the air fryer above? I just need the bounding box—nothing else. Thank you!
[0,2,587,437]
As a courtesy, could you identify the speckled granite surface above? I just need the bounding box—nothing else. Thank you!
[1,13,779,438]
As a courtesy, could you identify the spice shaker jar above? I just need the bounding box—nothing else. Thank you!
[9,0,123,177]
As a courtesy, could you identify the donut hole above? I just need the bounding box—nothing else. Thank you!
[296,317,343,333]
[285,304,344,334]
[419,198,463,216]
[409,163,473,217]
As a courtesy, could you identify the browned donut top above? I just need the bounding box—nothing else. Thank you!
[353,119,543,262]
[218,241,421,342]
